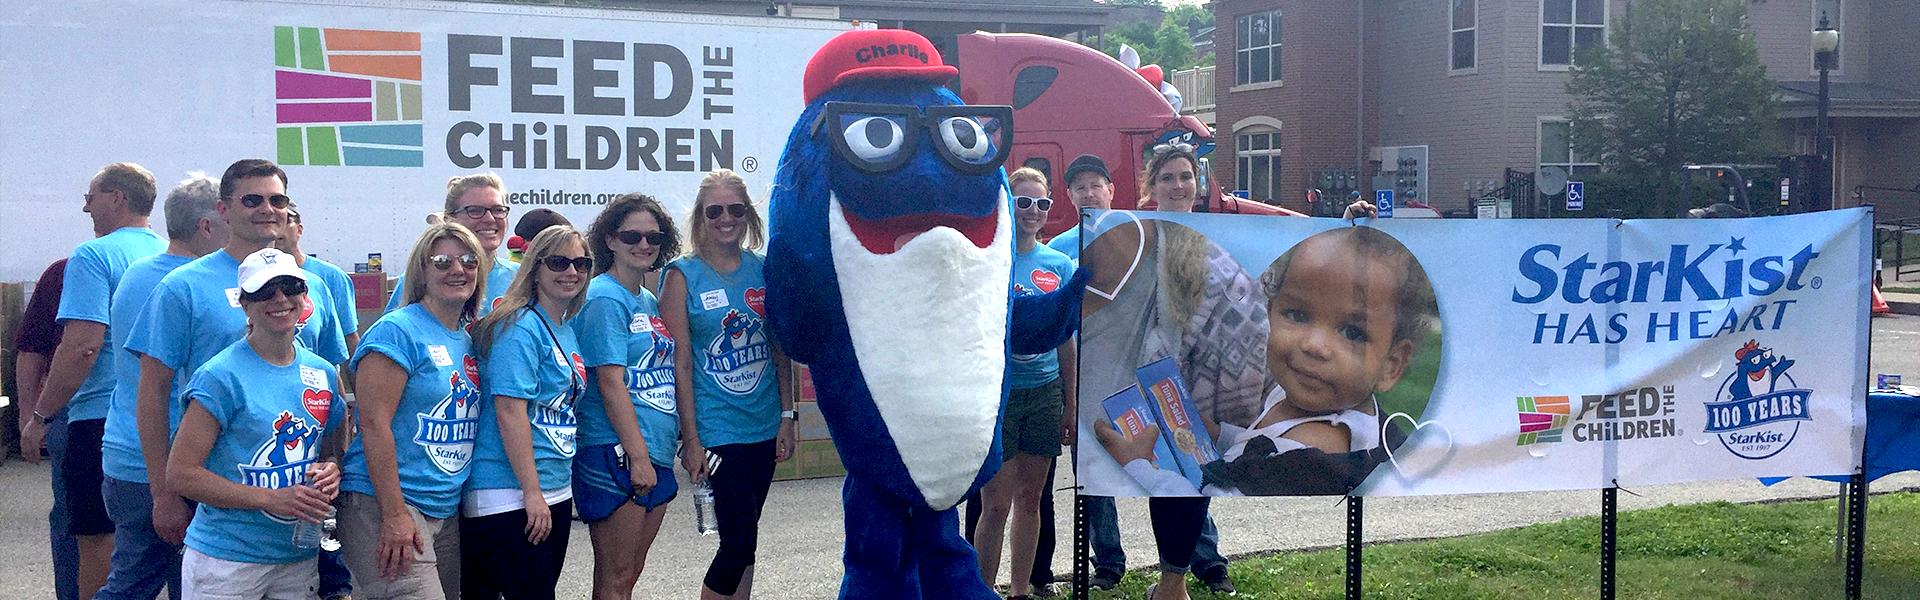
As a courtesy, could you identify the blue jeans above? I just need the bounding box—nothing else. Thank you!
[1085,496,1225,574]
[96,477,182,600]
[46,413,79,600]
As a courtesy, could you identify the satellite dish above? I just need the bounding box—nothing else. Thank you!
[1537,166,1569,195]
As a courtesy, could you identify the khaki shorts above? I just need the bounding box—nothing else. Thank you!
[1003,378,1066,458]
[335,492,461,600]
[181,548,317,600]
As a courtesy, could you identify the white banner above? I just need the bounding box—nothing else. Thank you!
[0,0,848,281]
[1075,209,1871,497]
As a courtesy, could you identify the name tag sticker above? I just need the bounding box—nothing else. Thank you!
[629,313,648,334]
[299,366,328,390]
[700,290,729,311]
[428,345,453,367]
[225,288,242,307]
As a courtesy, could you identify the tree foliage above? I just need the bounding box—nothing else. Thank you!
[1100,3,1211,70]
[1565,0,1779,217]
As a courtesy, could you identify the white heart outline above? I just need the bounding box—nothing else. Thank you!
[1381,412,1454,478]
[1083,210,1146,302]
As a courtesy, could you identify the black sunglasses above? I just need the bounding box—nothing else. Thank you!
[451,205,511,219]
[239,276,308,302]
[237,193,292,209]
[613,230,670,246]
[428,253,480,271]
[703,203,749,220]
[540,255,593,273]
[1014,196,1053,211]
[812,101,1013,176]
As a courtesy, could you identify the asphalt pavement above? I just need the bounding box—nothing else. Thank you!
[4,314,1917,599]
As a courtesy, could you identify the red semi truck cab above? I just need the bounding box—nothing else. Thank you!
[953,32,1301,236]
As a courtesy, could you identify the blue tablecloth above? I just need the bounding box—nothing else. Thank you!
[1760,390,1920,485]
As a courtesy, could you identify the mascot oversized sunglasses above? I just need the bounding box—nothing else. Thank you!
[810,101,1013,175]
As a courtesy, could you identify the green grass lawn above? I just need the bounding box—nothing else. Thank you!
[1073,491,1920,599]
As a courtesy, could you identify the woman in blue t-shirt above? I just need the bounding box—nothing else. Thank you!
[462,226,591,600]
[166,248,346,599]
[337,223,490,599]
[973,168,1079,600]
[573,193,683,599]
[661,169,795,600]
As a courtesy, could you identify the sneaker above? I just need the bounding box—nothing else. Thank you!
[1198,567,1238,595]
[1028,582,1059,598]
[1090,568,1123,591]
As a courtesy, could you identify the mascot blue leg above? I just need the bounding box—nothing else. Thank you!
[840,475,998,600]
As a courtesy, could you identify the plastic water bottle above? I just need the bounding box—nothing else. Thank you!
[292,506,337,549]
[693,481,718,535]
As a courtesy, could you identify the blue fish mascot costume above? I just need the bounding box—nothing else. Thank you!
[764,29,1084,599]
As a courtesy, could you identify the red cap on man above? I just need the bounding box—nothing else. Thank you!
[803,29,958,104]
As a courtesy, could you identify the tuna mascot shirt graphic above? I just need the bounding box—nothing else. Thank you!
[242,391,331,524]
[533,347,584,457]
[704,307,770,395]
[417,355,483,474]
[631,314,677,413]
[762,29,1082,599]
[1704,339,1812,459]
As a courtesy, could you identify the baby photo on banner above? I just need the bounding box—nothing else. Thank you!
[1074,208,1871,498]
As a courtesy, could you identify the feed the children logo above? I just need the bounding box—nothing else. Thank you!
[705,309,770,394]
[1703,340,1811,459]
[1516,387,1678,446]
[415,355,481,474]
[241,410,324,524]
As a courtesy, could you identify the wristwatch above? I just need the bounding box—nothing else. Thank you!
[781,409,800,422]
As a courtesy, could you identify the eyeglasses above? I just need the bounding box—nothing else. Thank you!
[428,253,480,271]
[613,230,670,246]
[540,255,593,273]
[239,276,308,302]
[237,193,292,209]
[703,203,749,220]
[83,190,119,202]
[1014,196,1053,211]
[451,205,511,219]
[812,101,1013,176]
[1151,142,1195,156]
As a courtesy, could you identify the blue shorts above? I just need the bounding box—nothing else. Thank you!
[572,443,678,522]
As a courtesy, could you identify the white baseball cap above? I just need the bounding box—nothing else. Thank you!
[237,248,309,294]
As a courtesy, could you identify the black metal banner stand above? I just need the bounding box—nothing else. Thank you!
[1345,495,1364,600]
[1600,486,1617,600]
[1845,471,1867,599]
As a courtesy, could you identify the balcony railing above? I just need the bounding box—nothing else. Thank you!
[1170,65,1215,113]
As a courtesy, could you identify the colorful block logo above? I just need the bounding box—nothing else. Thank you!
[1515,395,1571,446]
[274,26,423,167]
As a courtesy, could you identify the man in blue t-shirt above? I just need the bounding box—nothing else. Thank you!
[22,162,166,600]
[1046,154,1114,262]
[96,174,229,600]
[283,208,360,352]
[125,159,350,559]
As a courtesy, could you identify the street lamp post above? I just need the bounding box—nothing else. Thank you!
[1813,14,1839,211]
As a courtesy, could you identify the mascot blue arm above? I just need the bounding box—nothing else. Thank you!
[764,30,1080,600]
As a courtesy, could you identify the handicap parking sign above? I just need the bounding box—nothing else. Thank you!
[1375,189,1394,218]
[1567,181,1584,212]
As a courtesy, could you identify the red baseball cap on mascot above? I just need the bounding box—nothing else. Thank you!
[803,29,958,104]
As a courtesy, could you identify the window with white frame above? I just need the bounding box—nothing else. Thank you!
[1237,128,1282,202]
[1813,0,1842,73]
[1236,10,1281,85]
[1451,0,1476,71]
[1538,120,1599,182]
[1541,0,1605,68]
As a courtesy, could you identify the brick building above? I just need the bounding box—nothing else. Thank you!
[1209,0,1920,218]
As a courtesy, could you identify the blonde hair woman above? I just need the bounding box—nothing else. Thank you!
[463,226,592,600]
[661,169,794,600]
[337,223,489,599]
